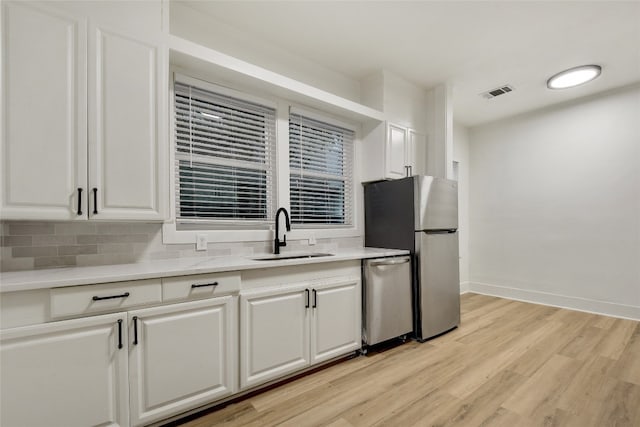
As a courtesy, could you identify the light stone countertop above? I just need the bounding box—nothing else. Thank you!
[0,247,409,293]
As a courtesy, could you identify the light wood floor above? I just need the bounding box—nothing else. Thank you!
[172,293,640,427]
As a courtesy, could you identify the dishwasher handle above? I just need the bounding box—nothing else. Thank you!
[369,256,410,267]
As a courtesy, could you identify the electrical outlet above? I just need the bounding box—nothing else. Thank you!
[196,234,207,251]
[308,234,317,246]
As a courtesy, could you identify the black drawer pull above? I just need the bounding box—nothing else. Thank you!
[312,289,317,308]
[117,319,123,349]
[92,188,98,215]
[92,292,130,301]
[191,282,218,289]
[305,289,310,308]
[132,316,139,345]
[77,188,83,215]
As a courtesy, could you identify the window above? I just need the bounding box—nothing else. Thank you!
[289,111,354,226]
[174,79,276,226]
[166,74,360,243]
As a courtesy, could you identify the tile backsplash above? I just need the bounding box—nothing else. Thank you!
[0,221,363,272]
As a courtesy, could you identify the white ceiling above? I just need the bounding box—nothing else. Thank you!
[182,1,640,127]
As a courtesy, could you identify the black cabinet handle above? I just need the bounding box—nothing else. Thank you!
[191,282,218,289]
[132,316,138,345]
[117,319,123,349]
[77,188,83,215]
[312,289,317,308]
[92,188,98,215]
[92,292,130,301]
[305,289,310,308]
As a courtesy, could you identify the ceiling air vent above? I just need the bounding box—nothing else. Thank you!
[481,85,515,99]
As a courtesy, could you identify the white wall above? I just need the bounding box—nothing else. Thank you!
[468,84,640,319]
[425,84,453,178]
[170,2,362,103]
[453,122,470,290]
[380,70,428,134]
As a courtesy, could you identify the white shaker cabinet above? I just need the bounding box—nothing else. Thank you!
[0,312,129,427]
[1,2,88,220]
[386,123,410,179]
[88,24,167,220]
[239,284,310,389]
[128,297,237,427]
[362,121,424,182]
[0,1,167,221]
[310,278,361,364]
[240,277,361,390]
[407,128,425,176]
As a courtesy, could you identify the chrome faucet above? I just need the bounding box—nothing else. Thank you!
[274,207,291,254]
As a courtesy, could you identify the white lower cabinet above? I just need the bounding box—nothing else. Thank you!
[240,277,361,390]
[311,279,362,364]
[0,267,362,426]
[239,284,310,389]
[0,312,129,427]
[128,296,237,427]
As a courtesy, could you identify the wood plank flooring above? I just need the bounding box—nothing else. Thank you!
[171,294,640,427]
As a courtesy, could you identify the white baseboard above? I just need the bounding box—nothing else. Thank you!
[460,281,471,294]
[468,281,640,321]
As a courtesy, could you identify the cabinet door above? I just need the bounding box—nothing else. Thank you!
[0,312,129,427]
[88,24,167,221]
[408,129,425,176]
[310,279,362,365]
[1,1,87,220]
[240,285,310,389]
[386,123,408,179]
[128,296,237,427]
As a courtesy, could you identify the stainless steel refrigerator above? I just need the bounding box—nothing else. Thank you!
[364,176,460,341]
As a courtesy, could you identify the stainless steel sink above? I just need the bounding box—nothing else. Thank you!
[251,252,334,261]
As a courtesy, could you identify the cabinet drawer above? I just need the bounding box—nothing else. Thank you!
[162,273,240,302]
[50,279,161,318]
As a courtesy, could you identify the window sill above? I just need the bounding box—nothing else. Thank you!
[162,222,361,245]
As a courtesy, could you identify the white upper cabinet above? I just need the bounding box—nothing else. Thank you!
[1,1,167,221]
[362,121,425,182]
[386,123,409,179]
[88,24,167,220]
[408,128,425,176]
[1,2,88,220]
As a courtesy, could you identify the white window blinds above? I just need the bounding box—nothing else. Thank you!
[289,111,354,226]
[174,80,276,224]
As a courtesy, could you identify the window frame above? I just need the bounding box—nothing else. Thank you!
[162,72,363,244]
[172,74,278,227]
[288,106,356,228]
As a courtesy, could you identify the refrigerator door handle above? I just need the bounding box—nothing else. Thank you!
[421,229,457,234]
[369,257,411,267]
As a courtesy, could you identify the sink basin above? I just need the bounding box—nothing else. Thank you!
[252,252,334,261]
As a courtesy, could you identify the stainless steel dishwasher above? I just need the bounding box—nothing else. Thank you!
[362,256,413,347]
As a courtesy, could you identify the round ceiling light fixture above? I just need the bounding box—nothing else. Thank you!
[547,65,602,89]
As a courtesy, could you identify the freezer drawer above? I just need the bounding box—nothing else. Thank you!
[363,256,413,346]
